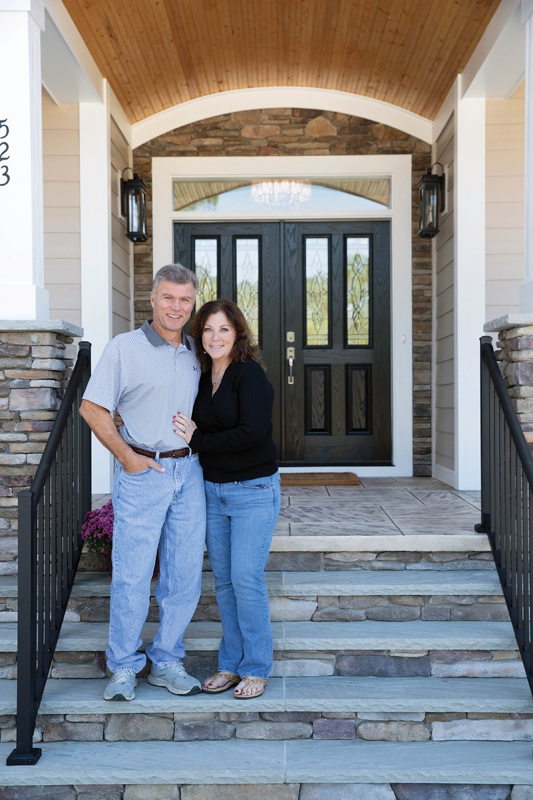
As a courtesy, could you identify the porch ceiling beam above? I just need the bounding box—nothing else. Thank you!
[42,0,104,103]
[462,0,525,100]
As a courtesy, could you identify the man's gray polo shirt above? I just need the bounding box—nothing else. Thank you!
[83,320,201,452]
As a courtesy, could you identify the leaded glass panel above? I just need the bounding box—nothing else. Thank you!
[305,238,330,347]
[235,238,260,342]
[346,238,370,346]
[194,239,218,307]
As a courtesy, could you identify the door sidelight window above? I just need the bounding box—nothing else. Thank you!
[235,238,260,344]
[346,237,370,347]
[305,237,330,347]
[194,238,219,307]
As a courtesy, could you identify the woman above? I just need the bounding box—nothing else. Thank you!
[173,299,280,699]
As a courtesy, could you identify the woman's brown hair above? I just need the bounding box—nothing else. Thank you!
[189,298,263,373]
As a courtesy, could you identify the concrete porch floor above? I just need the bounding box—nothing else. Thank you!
[92,478,482,538]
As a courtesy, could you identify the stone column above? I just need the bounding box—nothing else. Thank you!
[484,314,533,446]
[0,321,82,574]
[0,0,49,319]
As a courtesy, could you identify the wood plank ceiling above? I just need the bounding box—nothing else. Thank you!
[64,0,502,124]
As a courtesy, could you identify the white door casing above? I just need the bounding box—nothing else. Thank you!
[152,154,413,477]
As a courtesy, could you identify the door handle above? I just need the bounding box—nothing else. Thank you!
[287,347,295,385]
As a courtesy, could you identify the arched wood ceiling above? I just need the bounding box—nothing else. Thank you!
[63,0,502,125]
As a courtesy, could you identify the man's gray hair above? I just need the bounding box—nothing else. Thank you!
[152,264,198,293]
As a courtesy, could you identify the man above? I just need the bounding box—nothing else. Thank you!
[80,264,205,701]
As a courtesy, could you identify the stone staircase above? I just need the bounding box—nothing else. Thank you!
[1,478,533,799]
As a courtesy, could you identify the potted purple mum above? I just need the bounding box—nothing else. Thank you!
[81,499,159,579]
[81,499,114,572]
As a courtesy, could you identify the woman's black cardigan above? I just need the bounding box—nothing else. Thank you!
[190,359,278,483]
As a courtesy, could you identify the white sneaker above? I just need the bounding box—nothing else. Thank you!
[103,668,137,701]
[147,662,201,695]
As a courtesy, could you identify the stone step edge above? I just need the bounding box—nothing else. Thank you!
[0,570,502,600]
[4,676,529,716]
[56,571,506,602]
[42,619,522,653]
[0,740,533,785]
[269,535,490,552]
[0,534,491,578]
[0,620,517,652]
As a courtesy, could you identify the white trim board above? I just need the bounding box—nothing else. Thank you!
[433,463,456,489]
[133,87,432,149]
[453,85,485,492]
[152,154,413,477]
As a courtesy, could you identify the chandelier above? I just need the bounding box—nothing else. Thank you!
[251,180,312,208]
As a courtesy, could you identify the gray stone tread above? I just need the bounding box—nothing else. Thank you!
[0,620,515,652]
[50,619,519,652]
[280,570,500,596]
[2,740,533,784]
[5,676,527,715]
[0,569,502,599]
[58,570,502,599]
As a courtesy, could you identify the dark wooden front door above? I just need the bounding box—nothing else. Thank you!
[174,220,391,466]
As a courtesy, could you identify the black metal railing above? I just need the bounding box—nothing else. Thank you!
[477,335,533,693]
[7,341,91,765]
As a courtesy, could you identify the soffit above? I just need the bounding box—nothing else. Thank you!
[62,0,502,125]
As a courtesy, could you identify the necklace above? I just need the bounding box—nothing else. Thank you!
[212,366,228,387]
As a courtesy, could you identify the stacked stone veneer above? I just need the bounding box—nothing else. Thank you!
[0,707,532,745]
[0,325,77,572]
[494,323,533,448]
[133,108,432,476]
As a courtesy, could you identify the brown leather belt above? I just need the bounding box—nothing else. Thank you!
[132,446,197,459]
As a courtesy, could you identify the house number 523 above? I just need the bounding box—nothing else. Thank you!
[0,119,10,187]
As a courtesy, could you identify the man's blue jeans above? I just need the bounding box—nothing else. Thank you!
[205,472,281,680]
[107,454,206,674]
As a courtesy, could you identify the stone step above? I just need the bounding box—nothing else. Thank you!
[67,569,508,625]
[47,620,518,654]
[2,533,492,576]
[0,620,520,681]
[20,570,499,625]
[71,569,502,597]
[0,569,503,599]
[0,676,528,715]
[1,740,533,785]
[0,570,507,624]
[0,621,523,681]
[7,678,533,747]
[72,534,496,578]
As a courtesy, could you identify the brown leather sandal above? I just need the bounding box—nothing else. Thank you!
[234,676,267,699]
[201,670,240,694]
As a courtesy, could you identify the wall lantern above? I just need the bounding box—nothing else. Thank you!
[121,168,148,242]
[417,163,445,238]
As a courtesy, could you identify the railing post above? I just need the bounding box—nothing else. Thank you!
[7,490,41,765]
[476,336,493,533]
[79,342,92,520]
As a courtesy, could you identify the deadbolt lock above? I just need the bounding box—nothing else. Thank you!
[286,331,295,342]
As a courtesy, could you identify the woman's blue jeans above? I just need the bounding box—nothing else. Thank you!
[205,472,281,679]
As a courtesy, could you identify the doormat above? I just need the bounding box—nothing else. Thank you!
[280,472,360,486]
